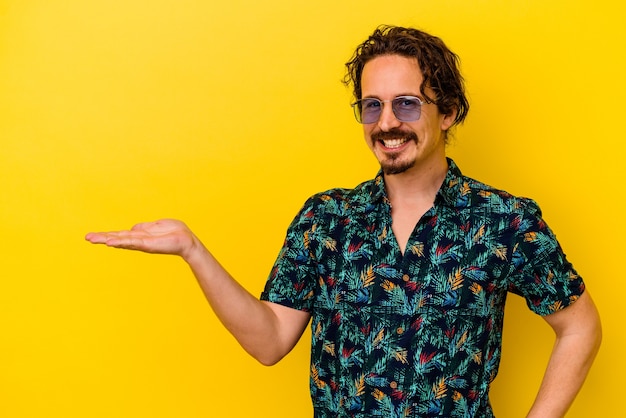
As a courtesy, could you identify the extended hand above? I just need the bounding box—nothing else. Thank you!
[86,218,312,366]
[85,219,199,259]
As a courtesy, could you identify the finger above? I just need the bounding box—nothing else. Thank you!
[85,232,114,244]
[104,235,146,250]
[85,230,134,244]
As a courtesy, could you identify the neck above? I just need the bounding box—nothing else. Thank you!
[384,155,449,256]
[384,156,449,206]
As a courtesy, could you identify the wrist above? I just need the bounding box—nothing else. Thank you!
[180,234,206,264]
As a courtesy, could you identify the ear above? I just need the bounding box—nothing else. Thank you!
[440,107,458,131]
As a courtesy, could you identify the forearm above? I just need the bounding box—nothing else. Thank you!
[527,335,599,417]
[86,219,308,365]
[527,293,602,417]
[183,242,299,365]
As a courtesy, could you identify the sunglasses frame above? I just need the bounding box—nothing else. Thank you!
[351,95,425,124]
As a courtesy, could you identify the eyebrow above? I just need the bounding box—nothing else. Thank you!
[361,93,422,100]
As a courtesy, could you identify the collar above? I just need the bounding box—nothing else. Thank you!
[366,158,468,209]
[438,158,469,208]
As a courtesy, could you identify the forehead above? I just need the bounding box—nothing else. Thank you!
[361,54,423,98]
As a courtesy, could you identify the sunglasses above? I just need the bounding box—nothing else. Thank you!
[351,95,425,124]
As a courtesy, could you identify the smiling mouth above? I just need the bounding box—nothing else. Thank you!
[381,138,409,149]
[372,129,418,151]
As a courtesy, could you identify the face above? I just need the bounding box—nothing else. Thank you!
[360,54,455,176]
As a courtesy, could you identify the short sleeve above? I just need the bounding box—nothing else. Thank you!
[508,198,585,316]
[260,196,319,312]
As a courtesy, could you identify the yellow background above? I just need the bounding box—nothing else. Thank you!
[1,0,623,416]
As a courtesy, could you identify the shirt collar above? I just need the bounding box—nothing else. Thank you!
[438,158,468,208]
[367,158,468,208]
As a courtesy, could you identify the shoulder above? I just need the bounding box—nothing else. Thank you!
[299,177,380,217]
[453,174,542,217]
[443,159,542,216]
[450,175,563,252]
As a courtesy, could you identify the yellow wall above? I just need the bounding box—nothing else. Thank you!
[1,0,622,416]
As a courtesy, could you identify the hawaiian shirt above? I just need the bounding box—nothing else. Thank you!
[260,159,584,418]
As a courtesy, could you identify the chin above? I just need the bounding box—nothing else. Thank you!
[381,160,415,175]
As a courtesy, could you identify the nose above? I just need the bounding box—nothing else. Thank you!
[377,102,401,131]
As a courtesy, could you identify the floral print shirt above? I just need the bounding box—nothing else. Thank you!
[261,159,584,417]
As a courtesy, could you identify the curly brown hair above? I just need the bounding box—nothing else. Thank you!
[344,25,469,129]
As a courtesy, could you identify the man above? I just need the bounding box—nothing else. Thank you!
[86,26,601,417]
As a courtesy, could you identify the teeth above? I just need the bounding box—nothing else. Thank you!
[382,138,408,149]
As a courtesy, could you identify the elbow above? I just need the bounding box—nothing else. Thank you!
[244,344,289,366]
[257,356,282,367]
[592,314,603,355]
[586,297,603,356]
[578,303,603,366]
[252,350,287,367]
[583,320,603,374]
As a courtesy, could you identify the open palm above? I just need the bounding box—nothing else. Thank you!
[85,219,197,258]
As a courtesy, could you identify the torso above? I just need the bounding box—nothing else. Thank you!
[390,202,432,254]
[262,161,583,417]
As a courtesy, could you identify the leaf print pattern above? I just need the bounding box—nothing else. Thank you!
[261,159,584,417]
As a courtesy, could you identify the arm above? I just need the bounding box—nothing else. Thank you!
[85,219,311,366]
[526,291,602,418]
